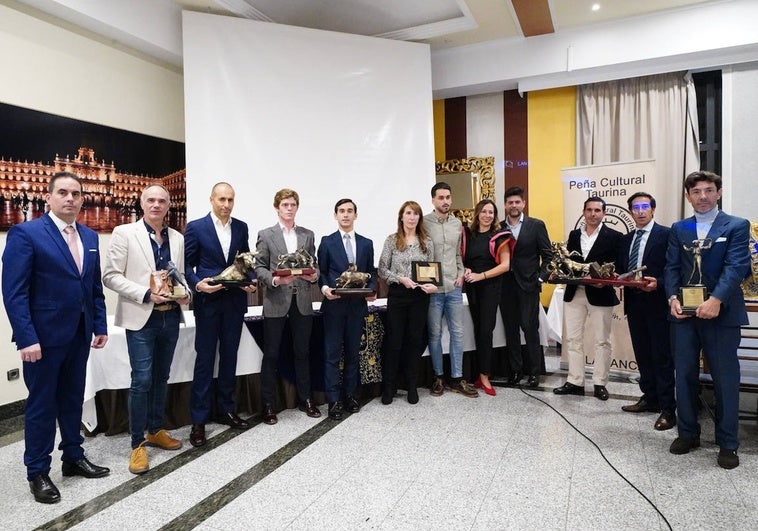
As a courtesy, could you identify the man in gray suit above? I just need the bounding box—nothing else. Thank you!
[255,188,320,425]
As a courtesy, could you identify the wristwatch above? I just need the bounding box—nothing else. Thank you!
[668,295,678,306]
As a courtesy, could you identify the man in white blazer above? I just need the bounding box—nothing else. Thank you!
[102,184,190,475]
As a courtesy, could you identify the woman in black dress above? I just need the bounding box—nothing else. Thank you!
[463,199,513,396]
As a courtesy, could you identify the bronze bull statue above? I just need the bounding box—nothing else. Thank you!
[335,264,371,289]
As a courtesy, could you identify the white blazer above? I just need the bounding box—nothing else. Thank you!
[102,220,188,330]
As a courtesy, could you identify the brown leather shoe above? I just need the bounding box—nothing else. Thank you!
[262,404,277,425]
[621,398,661,413]
[190,424,206,447]
[145,429,182,450]
[299,399,321,418]
[653,411,676,431]
[430,377,444,396]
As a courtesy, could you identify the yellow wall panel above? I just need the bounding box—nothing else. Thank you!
[433,99,446,162]
[527,86,576,305]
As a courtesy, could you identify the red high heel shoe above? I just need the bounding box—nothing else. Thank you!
[475,377,496,396]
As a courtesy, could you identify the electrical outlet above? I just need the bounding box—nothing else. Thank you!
[7,368,19,381]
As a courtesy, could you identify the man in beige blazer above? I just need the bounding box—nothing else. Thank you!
[102,184,190,474]
[255,188,320,425]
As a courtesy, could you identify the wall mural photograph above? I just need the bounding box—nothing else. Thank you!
[0,102,186,233]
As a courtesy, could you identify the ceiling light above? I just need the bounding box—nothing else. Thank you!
[591,3,601,11]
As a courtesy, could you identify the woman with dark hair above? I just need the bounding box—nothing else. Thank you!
[378,201,437,404]
[463,199,513,396]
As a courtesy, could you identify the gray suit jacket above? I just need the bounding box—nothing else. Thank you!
[254,224,319,318]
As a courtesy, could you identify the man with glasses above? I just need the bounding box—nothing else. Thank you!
[618,193,675,431]
[665,171,750,469]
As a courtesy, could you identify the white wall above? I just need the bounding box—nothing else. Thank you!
[726,62,758,221]
[0,3,184,406]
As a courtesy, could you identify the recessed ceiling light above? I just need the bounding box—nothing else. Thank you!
[591,3,601,11]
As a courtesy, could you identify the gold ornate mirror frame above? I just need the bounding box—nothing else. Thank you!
[435,156,495,224]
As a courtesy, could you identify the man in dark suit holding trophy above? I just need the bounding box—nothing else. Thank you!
[665,171,750,469]
[317,198,376,420]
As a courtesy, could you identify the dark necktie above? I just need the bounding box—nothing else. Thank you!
[628,229,644,272]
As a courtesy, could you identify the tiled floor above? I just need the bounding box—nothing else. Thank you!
[2,352,757,530]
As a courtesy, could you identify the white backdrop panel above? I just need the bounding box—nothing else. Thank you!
[182,12,434,257]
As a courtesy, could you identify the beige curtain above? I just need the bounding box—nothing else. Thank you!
[577,72,700,221]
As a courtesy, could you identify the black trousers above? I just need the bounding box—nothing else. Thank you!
[500,273,543,376]
[261,296,313,405]
[383,284,429,391]
[467,277,502,375]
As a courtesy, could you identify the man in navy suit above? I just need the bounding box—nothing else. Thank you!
[618,192,675,431]
[317,199,376,420]
[2,172,109,504]
[553,197,622,401]
[185,183,256,447]
[665,171,750,469]
[499,186,552,388]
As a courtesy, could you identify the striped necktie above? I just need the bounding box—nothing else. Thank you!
[628,229,644,272]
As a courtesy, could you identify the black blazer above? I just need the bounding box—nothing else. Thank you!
[618,222,669,313]
[563,224,622,306]
[507,216,552,292]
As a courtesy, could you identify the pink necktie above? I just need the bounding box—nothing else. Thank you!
[63,225,82,274]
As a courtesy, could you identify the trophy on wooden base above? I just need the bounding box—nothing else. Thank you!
[678,238,713,314]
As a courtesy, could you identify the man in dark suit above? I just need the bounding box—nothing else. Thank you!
[254,188,320,425]
[554,197,622,400]
[618,192,675,430]
[184,183,257,447]
[317,198,376,420]
[2,172,109,504]
[499,186,552,388]
[665,171,750,469]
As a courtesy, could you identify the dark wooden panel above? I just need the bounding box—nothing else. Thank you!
[503,90,529,212]
[444,97,467,160]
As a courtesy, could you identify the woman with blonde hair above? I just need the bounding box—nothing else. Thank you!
[378,201,437,404]
[462,199,513,396]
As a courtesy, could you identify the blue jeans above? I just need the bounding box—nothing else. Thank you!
[427,287,464,378]
[126,308,180,449]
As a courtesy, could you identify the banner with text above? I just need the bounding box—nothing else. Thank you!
[558,160,658,374]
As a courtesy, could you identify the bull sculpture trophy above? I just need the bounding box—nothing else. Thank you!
[274,246,316,275]
[208,250,259,286]
[546,241,616,283]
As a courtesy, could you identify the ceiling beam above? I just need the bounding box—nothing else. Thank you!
[511,0,554,37]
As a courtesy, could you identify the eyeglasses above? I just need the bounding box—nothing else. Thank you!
[631,203,651,211]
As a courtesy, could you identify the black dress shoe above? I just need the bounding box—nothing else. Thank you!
[654,411,676,431]
[407,387,419,404]
[669,436,700,454]
[29,473,61,504]
[593,385,609,401]
[61,457,110,478]
[717,448,739,469]
[299,399,321,418]
[218,411,250,430]
[525,375,539,388]
[345,396,361,413]
[381,385,394,405]
[553,382,584,396]
[190,424,206,447]
[328,401,343,420]
[262,404,278,425]
[621,398,661,413]
[508,372,523,386]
